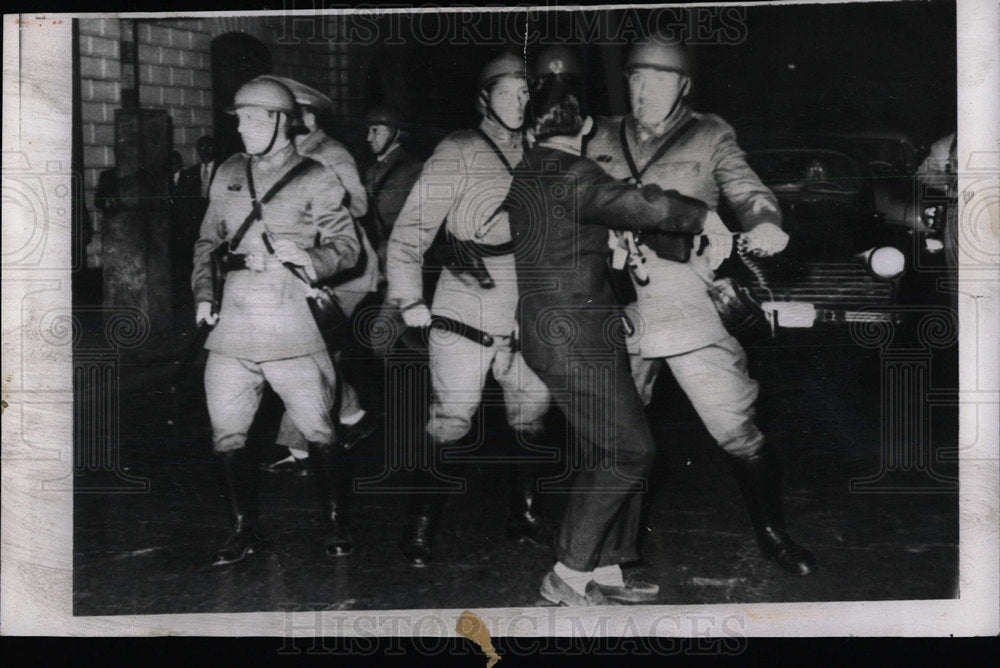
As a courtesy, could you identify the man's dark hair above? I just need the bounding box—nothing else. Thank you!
[529,76,584,141]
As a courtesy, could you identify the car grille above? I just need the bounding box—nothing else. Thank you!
[748,261,898,323]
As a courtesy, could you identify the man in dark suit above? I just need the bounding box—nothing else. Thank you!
[506,48,706,605]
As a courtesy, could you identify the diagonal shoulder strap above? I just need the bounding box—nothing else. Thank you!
[230,158,315,251]
[619,116,699,186]
[474,127,515,175]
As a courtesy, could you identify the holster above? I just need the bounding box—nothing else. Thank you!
[208,241,253,312]
[642,232,694,264]
[425,230,506,290]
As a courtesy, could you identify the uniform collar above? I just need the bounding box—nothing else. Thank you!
[295,128,327,155]
[251,142,297,172]
[376,142,401,163]
[628,104,694,144]
[479,116,522,145]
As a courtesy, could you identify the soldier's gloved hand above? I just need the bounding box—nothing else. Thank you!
[400,301,432,328]
[743,223,789,257]
[196,301,219,327]
[245,252,266,272]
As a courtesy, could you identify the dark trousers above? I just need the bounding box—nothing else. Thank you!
[531,346,655,572]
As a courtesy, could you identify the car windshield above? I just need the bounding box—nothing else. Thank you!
[749,150,861,193]
[846,138,915,174]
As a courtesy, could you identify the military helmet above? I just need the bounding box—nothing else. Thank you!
[256,75,334,112]
[365,103,405,128]
[226,76,299,115]
[477,51,527,93]
[624,38,691,76]
[534,45,581,80]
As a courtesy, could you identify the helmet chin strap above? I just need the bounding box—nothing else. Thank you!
[249,113,283,157]
[481,91,523,133]
[639,90,688,134]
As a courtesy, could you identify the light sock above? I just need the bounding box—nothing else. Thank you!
[553,561,593,596]
[591,564,624,587]
[340,409,366,427]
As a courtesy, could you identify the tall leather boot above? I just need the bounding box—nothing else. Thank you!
[506,463,553,548]
[730,448,817,576]
[213,448,263,566]
[307,441,353,558]
[399,470,447,568]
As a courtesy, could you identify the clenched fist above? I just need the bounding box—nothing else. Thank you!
[400,302,432,328]
[742,223,789,257]
[196,301,219,327]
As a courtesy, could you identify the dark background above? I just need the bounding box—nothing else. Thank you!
[342,2,955,162]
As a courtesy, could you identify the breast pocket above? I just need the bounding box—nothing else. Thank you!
[660,160,702,182]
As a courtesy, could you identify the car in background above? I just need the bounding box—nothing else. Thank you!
[718,138,911,330]
[833,131,945,260]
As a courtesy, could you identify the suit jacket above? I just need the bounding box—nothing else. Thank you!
[386,116,525,335]
[507,145,705,376]
[191,144,360,361]
[587,107,782,357]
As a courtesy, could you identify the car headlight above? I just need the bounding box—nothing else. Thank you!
[859,246,906,280]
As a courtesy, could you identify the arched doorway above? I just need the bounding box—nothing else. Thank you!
[211,33,271,163]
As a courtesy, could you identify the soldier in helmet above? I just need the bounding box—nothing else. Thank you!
[385,51,553,567]
[586,36,816,576]
[360,103,425,358]
[191,76,362,565]
[363,103,424,269]
[508,46,706,604]
[255,77,382,476]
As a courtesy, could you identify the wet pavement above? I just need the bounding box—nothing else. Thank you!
[73,315,958,616]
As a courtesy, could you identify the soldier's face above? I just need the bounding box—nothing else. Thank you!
[628,69,687,127]
[488,76,529,129]
[367,124,395,155]
[236,107,282,154]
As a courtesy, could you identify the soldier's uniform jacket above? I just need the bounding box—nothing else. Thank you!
[297,128,380,317]
[296,129,368,219]
[191,143,360,361]
[386,116,524,336]
[507,145,705,376]
[364,143,424,242]
[587,106,783,357]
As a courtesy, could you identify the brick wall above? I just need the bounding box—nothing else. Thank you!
[78,15,361,266]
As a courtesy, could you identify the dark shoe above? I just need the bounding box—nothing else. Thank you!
[730,449,817,576]
[339,411,382,451]
[539,571,616,606]
[594,576,660,604]
[261,453,309,476]
[506,513,552,548]
[507,463,552,548]
[212,522,263,566]
[400,514,434,567]
[400,492,446,568]
[214,449,262,567]
[307,442,353,558]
